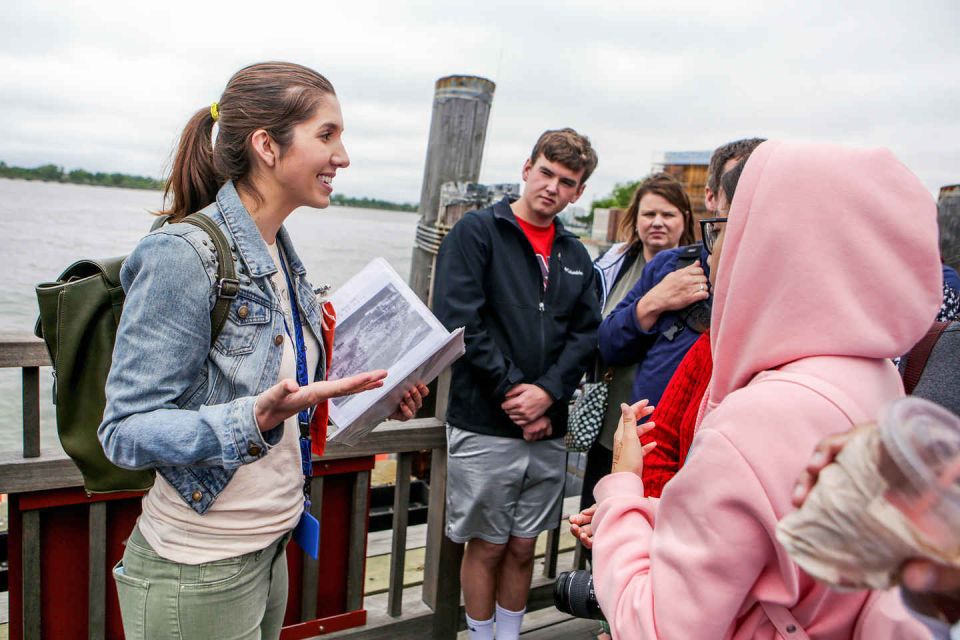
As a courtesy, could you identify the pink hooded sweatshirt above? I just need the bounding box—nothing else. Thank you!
[591,140,943,639]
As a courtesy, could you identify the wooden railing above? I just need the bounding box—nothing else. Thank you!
[0,334,580,639]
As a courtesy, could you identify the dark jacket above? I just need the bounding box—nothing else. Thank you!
[598,245,707,409]
[433,198,601,439]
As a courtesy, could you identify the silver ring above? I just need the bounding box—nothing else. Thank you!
[698,283,704,292]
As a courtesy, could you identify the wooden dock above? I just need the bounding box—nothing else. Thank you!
[0,334,593,639]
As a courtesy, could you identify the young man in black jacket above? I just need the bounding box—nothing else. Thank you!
[433,128,601,640]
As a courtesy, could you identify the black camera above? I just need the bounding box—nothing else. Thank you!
[553,570,605,620]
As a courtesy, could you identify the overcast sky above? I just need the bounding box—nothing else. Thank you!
[2,0,958,206]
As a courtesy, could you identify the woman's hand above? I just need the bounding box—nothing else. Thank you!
[791,423,874,507]
[254,370,387,432]
[389,383,429,421]
[634,262,710,331]
[611,400,658,476]
[570,503,597,549]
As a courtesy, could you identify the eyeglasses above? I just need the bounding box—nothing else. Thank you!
[699,217,727,255]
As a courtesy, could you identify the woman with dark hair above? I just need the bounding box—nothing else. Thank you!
[99,62,425,639]
[593,172,696,308]
[580,173,706,510]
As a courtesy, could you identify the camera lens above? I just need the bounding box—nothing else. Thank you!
[553,570,605,620]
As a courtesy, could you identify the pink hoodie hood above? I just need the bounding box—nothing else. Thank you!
[708,140,942,410]
[590,141,939,639]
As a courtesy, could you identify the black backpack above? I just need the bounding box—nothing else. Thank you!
[35,213,239,494]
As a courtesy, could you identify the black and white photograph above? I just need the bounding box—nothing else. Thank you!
[329,281,433,408]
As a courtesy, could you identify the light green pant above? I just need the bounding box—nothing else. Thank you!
[112,525,290,640]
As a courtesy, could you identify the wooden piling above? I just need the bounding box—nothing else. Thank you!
[409,75,496,305]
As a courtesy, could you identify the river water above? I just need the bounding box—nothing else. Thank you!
[0,178,419,455]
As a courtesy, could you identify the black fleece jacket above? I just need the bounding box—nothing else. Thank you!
[433,198,601,439]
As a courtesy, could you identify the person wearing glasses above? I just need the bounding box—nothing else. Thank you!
[585,140,936,638]
[572,139,760,561]
[589,140,763,503]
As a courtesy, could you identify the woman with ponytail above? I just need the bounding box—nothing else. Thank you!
[98,62,426,640]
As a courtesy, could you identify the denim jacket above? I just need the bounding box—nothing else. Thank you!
[99,181,327,514]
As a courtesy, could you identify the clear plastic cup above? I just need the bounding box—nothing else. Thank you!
[879,397,960,553]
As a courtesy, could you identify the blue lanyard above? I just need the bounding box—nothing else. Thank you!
[276,248,314,495]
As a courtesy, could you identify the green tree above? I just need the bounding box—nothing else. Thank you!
[591,180,640,212]
[35,164,64,182]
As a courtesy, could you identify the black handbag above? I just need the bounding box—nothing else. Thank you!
[565,369,613,452]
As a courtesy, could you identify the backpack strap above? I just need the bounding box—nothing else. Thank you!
[902,321,949,395]
[180,213,239,341]
[151,213,239,341]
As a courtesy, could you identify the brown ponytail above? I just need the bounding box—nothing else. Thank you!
[160,108,219,221]
[160,62,336,221]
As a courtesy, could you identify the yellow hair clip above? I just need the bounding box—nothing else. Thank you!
[210,102,220,122]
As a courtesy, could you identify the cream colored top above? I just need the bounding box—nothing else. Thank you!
[138,241,320,563]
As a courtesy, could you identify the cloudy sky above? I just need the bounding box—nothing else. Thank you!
[2,0,958,206]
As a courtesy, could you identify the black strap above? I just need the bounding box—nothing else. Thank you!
[903,321,949,395]
[153,213,239,341]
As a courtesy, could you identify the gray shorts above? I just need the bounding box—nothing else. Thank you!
[445,424,566,545]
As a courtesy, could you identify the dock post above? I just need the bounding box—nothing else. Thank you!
[409,75,496,304]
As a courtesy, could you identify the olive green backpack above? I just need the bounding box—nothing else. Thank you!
[34,213,239,494]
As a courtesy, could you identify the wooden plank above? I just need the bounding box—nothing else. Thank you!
[525,578,559,612]
[346,470,371,612]
[366,522,428,558]
[429,534,463,639]
[433,370,451,424]
[572,541,587,571]
[542,527,560,579]
[88,501,107,640]
[22,509,42,640]
[322,558,579,640]
[0,451,83,494]
[321,613,433,640]
[22,366,41,458]
[426,444,462,639]
[0,421,445,495]
[321,591,434,640]
[321,419,445,461]
[388,453,413,617]
[421,448,446,609]
[300,476,324,622]
[456,605,597,639]
[0,335,50,368]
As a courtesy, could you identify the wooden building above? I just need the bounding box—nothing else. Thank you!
[656,150,712,234]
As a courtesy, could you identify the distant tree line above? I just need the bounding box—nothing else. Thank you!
[0,161,165,190]
[330,193,417,212]
[1,161,419,212]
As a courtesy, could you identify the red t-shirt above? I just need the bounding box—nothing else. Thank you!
[516,216,556,287]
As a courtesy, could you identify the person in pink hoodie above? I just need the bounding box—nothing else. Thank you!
[587,140,943,639]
